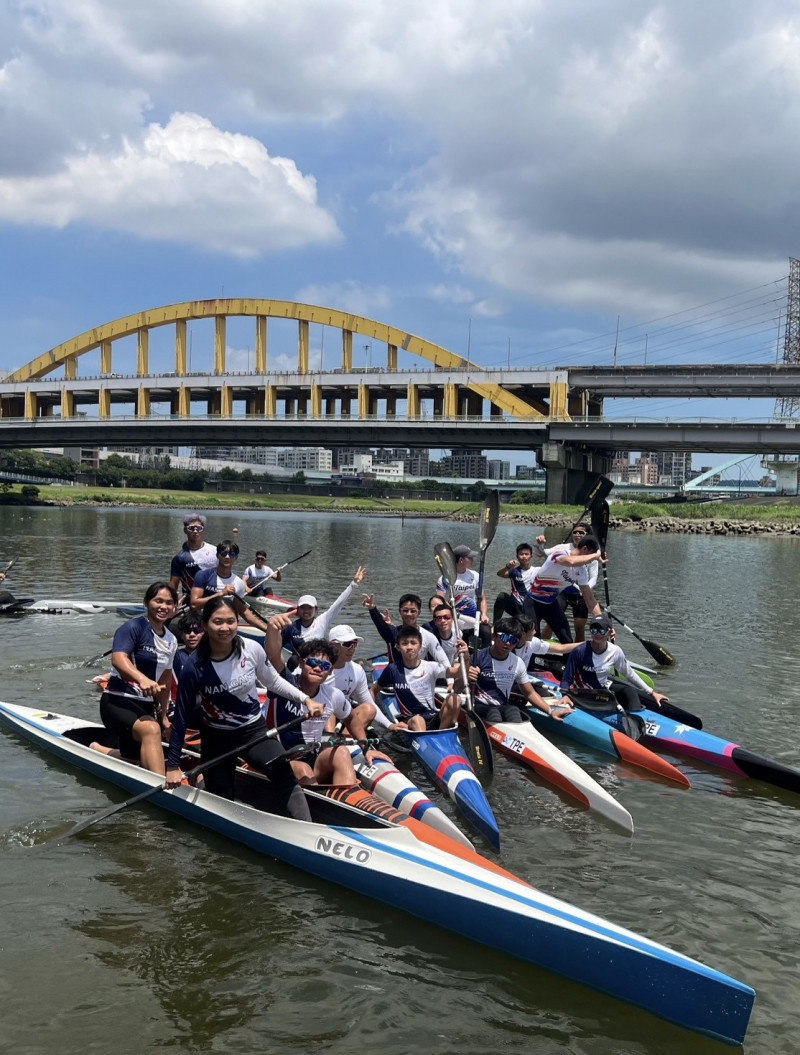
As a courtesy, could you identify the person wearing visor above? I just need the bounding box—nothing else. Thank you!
[558,613,670,712]
[467,617,574,725]
[280,566,367,654]
[169,514,218,598]
[190,540,272,635]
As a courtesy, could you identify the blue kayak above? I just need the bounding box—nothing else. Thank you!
[396,725,501,851]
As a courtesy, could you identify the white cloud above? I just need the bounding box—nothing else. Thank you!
[294,281,392,319]
[0,112,341,256]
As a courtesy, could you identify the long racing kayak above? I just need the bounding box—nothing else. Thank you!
[0,700,756,1044]
[523,675,691,788]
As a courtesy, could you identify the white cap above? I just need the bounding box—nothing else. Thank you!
[328,624,364,644]
[297,594,317,607]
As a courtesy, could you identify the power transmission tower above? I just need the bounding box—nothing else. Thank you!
[775,257,800,420]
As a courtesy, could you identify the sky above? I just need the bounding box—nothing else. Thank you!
[1,1,800,468]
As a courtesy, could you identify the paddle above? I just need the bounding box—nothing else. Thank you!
[53,714,310,841]
[82,648,113,668]
[246,550,312,596]
[434,541,494,783]
[604,610,676,667]
[566,475,613,541]
[473,491,500,651]
[590,499,612,608]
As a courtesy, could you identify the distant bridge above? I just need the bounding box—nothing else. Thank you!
[4,297,800,501]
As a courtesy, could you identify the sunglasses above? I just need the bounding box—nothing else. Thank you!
[217,549,237,557]
[572,530,587,537]
[186,525,204,532]
[496,633,520,645]
[305,657,332,672]
[337,640,358,647]
[590,626,609,635]
[434,614,452,621]
[183,627,203,635]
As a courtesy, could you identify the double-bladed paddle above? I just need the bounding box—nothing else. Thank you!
[434,540,494,784]
[589,495,676,667]
[246,549,312,596]
[52,714,310,841]
[473,491,500,649]
[565,475,614,541]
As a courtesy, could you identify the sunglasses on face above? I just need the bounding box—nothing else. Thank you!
[496,633,519,645]
[572,530,587,537]
[338,640,358,648]
[186,525,204,532]
[305,657,332,672]
[590,627,609,636]
[434,614,452,621]
[183,627,203,635]
[217,549,237,557]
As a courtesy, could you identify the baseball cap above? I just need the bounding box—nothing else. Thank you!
[452,544,471,559]
[468,549,479,561]
[329,624,364,644]
[297,594,317,607]
[589,613,613,631]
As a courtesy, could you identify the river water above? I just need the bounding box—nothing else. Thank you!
[1,504,799,1054]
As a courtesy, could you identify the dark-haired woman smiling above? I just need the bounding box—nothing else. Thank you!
[165,596,322,820]
[98,581,179,775]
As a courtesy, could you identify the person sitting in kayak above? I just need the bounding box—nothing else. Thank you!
[512,535,605,644]
[190,539,273,638]
[513,614,581,673]
[362,591,457,676]
[243,550,279,597]
[467,617,574,725]
[97,581,179,774]
[280,566,367,655]
[424,604,467,667]
[165,596,320,820]
[371,626,462,732]
[264,623,360,786]
[558,613,670,713]
[327,623,395,761]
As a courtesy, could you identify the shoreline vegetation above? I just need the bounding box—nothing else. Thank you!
[2,483,800,536]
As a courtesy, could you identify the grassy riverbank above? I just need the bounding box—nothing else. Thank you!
[4,483,800,526]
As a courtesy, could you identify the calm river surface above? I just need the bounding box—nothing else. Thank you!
[2,504,800,1054]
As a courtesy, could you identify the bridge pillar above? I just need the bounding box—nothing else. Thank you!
[61,390,75,418]
[265,384,276,417]
[214,318,226,374]
[388,343,398,370]
[175,322,187,375]
[325,397,336,416]
[541,442,613,504]
[298,319,309,373]
[137,331,149,375]
[255,316,267,372]
[137,387,150,417]
[407,383,419,418]
[386,394,397,418]
[100,340,112,375]
[342,329,353,371]
[310,383,322,418]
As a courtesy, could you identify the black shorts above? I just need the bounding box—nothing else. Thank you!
[100,691,159,762]
[562,591,589,619]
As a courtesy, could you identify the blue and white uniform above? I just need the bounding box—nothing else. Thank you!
[512,553,593,644]
[193,566,247,600]
[560,641,650,695]
[106,615,177,699]
[470,646,529,724]
[368,608,450,669]
[376,659,448,726]
[436,568,480,622]
[167,638,307,769]
[265,669,351,751]
[170,542,218,593]
[281,579,360,652]
[244,563,275,595]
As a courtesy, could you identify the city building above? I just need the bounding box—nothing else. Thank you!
[487,459,511,479]
[643,451,693,488]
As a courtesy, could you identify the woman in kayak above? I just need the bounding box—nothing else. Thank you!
[97,581,179,774]
[165,596,322,820]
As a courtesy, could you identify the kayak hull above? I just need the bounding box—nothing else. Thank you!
[398,726,501,851]
[0,701,755,1045]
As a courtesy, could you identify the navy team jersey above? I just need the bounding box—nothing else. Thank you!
[170,542,218,591]
[107,615,177,697]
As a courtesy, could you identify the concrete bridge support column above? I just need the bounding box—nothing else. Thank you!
[386,395,397,419]
[541,442,612,505]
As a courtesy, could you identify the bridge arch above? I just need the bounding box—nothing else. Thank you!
[5,299,566,421]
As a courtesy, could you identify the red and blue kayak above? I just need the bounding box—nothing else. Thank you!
[524,674,691,787]
[396,725,501,851]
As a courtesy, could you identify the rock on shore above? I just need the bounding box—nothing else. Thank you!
[446,511,800,537]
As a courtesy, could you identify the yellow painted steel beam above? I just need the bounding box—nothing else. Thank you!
[311,382,322,419]
[100,340,112,374]
[255,316,267,373]
[6,298,552,421]
[138,388,151,416]
[215,317,226,374]
[24,390,36,420]
[358,383,369,419]
[407,382,419,418]
[388,343,397,370]
[99,389,111,418]
[175,321,187,375]
[137,330,149,376]
[549,380,571,422]
[298,319,309,374]
[61,390,75,418]
[265,384,276,417]
[221,385,232,416]
[178,386,190,416]
[64,356,77,380]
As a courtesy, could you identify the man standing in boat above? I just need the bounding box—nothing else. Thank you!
[435,544,489,640]
[468,618,574,725]
[534,523,599,642]
[190,539,273,636]
[169,514,218,599]
[371,625,462,732]
[513,536,605,644]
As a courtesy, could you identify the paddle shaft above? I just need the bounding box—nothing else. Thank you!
[472,491,500,662]
[55,713,309,840]
[246,550,312,594]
